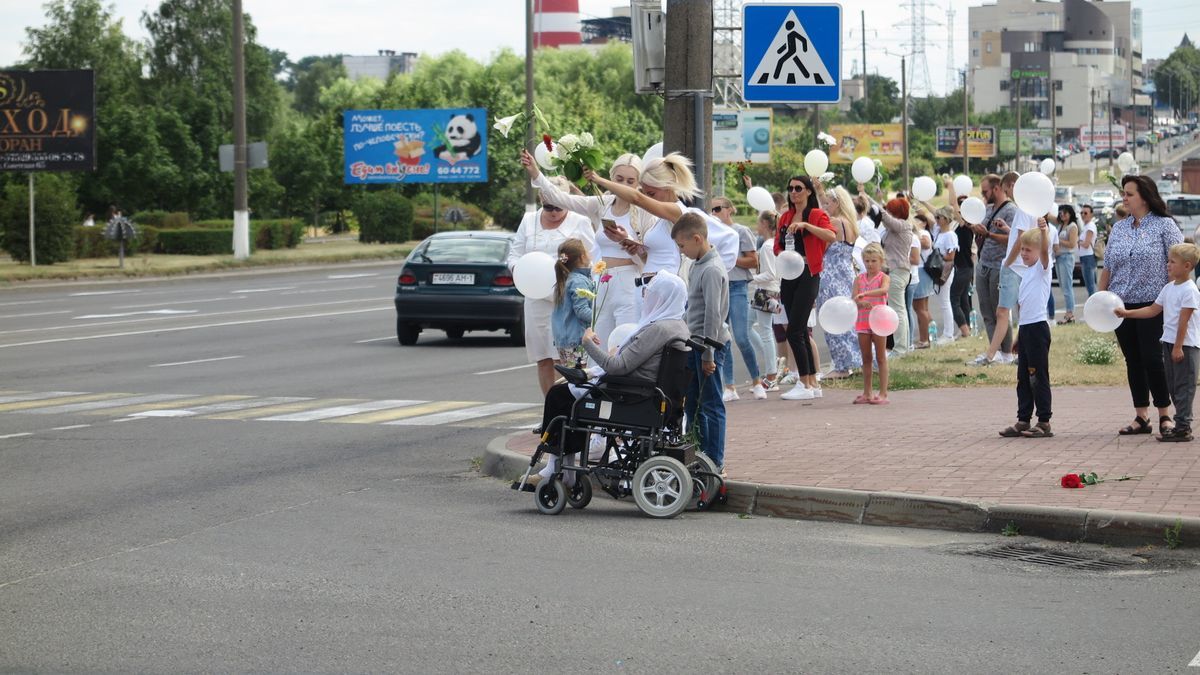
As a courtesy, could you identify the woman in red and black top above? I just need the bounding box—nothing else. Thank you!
[776,175,838,400]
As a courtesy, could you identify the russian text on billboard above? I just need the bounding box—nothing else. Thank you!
[343,108,488,184]
[0,70,96,172]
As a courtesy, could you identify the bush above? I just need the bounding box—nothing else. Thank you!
[411,203,488,240]
[1076,336,1118,365]
[356,191,414,243]
[156,228,241,255]
[162,212,191,229]
[0,174,80,264]
[190,219,302,249]
[74,225,159,258]
[134,210,171,227]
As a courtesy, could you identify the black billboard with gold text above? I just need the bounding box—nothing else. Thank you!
[0,70,95,172]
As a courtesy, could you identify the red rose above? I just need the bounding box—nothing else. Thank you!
[599,274,612,283]
[543,134,553,151]
[1060,473,1083,489]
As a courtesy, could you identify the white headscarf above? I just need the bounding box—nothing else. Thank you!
[618,271,687,350]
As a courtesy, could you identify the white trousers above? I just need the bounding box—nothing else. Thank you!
[932,268,956,339]
[593,264,641,351]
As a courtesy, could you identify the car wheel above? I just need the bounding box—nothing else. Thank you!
[398,322,420,346]
[445,328,465,340]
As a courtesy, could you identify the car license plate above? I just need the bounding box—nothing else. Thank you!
[431,273,475,285]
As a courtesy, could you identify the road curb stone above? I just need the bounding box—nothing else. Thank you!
[752,484,867,523]
[984,504,1089,541]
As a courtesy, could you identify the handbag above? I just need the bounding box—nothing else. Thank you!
[923,247,945,285]
[751,288,782,313]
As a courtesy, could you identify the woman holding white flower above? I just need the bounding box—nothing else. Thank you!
[521,148,649,351]
[507,175,598,395]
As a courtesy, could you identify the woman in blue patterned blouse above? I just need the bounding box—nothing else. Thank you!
[1099,175,1184,437]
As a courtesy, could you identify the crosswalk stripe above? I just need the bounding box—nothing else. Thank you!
[95,395,251,417]
[0,391,86,405]
[25,393,193,415]
[384,402,538,426]
[327,400,480,424]
[148,396,311,417]
[468,408,541,428]
[0,392,132,413]
[259,399,426,422]
[204,398,356,420]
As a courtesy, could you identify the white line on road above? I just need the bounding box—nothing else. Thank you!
[68,290,141,296]
[75,309,198,319]
[328,273,379,279]
[114,296,248,309]
[474,363,536,375]
[232,286,295,293]
[25,394,191,415]
[0,310,71,319]
[0,432,33,439]
[355,336,397,344]
[0,392,85,404]
[280,285,377,296]
[140,396,311,417]
[0,306,390,349]
[384,402,537,426]
[0,299,59,307]
[1189,649,1200,667]
[259,399,426,422]
[149,355,245,368]
[50,424,91,431]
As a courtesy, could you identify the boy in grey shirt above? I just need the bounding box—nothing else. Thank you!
[672,213,730,469]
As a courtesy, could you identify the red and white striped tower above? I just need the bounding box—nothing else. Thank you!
[533,0,581,49]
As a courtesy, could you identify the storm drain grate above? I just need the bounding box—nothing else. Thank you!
[967,545,1133,571]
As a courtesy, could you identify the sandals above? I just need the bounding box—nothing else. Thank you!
[1159,415,1175,437]
[1021,422,1054,438]
[853,394,872,404]
[999,421,1031,437]
[1118,416,1152,435]
[868,396,890,405]
[1056,315,1075,325]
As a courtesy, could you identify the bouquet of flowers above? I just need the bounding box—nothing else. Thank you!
[493,105,605,191]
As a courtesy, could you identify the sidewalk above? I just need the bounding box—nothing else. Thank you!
[494,386,1200,544]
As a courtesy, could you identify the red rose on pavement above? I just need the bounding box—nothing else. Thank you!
[543,134,553,151]
[1060,473,1083,489]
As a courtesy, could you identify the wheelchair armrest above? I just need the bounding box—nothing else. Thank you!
[554,364,590,385]
[601,374,656,389]
[689,334,725,350]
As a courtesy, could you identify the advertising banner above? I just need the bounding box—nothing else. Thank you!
[0,70,95,172]
[999,128,1054,154]
[827,124,903,166]
[935,126,996,158]
[712,108,773,163]
[1080,123,1128,151]
[343,108,488,184]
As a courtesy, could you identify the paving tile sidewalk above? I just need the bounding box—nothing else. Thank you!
[506,386,1200,519]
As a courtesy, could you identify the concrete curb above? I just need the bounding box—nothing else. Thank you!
[481,432,1200,549]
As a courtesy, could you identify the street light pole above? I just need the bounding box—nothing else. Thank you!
[901,56,909,190]
[525,0,535,211]
[231,0,249,260]
[962,69,969,175]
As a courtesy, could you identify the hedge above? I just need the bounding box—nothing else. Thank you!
[133,210,190,228]
[74,225,159,258]
[410,203,488,240]
[156,228,241,255]
[355,191,413,244]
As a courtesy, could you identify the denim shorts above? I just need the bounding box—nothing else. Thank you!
[998,265,1022,310]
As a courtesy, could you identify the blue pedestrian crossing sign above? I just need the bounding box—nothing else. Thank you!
[743,3,842,104]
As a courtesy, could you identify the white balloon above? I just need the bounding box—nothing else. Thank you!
[533,143,556,170]
[607,322,639,349]
[1083,290,1125,333]
[959,197,987,225]
[1117,151,1135,172]
[953,174,973,196]
[818,296,858,335]
[1012,172,1056,218]
[1039,158,1056,175]
[746,186,775,213]
[777,250,805,280]
[804,149,829,177]
[642,142,664,167]
[912,176,937,202]
[851,156,875,184]
[511,251,557,300]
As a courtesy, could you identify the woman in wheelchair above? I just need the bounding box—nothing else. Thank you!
[513,272,691,491]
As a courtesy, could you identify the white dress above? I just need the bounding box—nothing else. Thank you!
[507,210,597,362]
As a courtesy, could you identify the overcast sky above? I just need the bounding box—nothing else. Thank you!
[3,0,1198,97]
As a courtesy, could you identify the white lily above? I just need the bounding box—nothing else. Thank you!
[493,114,521,139]
[558,133,580,154]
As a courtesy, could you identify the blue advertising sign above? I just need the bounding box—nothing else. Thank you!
[343,108,488,184]
[743,4,841,104]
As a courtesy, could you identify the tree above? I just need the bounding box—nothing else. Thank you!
[850,75,900,123]
[1154,46,1200,117]
[290,55,345,115]
[0,173,80,264]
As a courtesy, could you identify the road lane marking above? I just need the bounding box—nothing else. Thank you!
[204,398,351,420]
[280,285,376,295]
[232,286,295,293]
[384,402,537,426]
[474,363,536,375]
[68,290,140,296]
[0,393,131,412]
[24,393,193,415]
[328,273,378,279]
[0,306,390,349]
[355,336,396,344]
[150,356,245,368]
[144,396,310,417]
[259,399,426,422]
[50,424,91,431]
[0,310,71,319]
[1189,649,1200,667]
[0,299,59,307]
[89,395,249,417]
[326,400,475,424]
[114,296,248,309]
[75,309,198,319]
[0,432,33,439]
[0,392,86,405]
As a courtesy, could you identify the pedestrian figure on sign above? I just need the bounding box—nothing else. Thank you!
[762,21,822,85]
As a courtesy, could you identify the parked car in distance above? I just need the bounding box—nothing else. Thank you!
[1163,166,1181,181]
[393,231,524,346]
[1054,185,1075,205]
[1157,180,1179,197]
[1091,189,1116,210]
[1092,148,1119,159]
[1168,194,1200,243]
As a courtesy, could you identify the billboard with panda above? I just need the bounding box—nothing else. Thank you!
[343,108,487,184]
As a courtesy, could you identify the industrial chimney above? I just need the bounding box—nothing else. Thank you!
[533,0,581,48]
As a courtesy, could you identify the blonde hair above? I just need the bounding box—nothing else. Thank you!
[1171,243,1200,267]
[609,153,643,177]
[1019,228,1044,247]
[641,153,701,201]
[935,206,956,228]
[826,186,859,242]
[758,210,778,226]
[861,242,885,262]
[545,175,573,194]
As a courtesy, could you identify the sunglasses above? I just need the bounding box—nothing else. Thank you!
[541,204,562,212]
[787,185,806,192]
[711,205,725,213]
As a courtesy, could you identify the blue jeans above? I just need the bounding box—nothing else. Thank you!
[685,348,727,467]
[1080,254,1097,297]
[905,280,917,345]
[722,280,762,385]
[1055,252,1076,315]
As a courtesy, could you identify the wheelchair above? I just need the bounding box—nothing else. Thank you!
[513,336,725,519]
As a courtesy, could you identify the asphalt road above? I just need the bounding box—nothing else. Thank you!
[2,265,1199,672]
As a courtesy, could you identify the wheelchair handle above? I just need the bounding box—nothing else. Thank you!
[690,335,725,350]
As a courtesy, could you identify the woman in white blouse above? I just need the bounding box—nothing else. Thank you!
[520,149,649,350]
[506,181,598,395]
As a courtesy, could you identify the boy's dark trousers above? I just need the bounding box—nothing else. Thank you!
[1162,342,1200,432]
[1016,321,1052,423]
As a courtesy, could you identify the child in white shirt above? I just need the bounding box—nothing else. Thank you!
[1116,243,1200,442]
[999,219,1054,438]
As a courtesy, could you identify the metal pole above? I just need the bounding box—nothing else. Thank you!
[861,10,868,107]
[1090,86,1096,184]
[1015,77,1022,171]
[902,56,909,190]
[28,173,35,267]
[813,104,820,147]
[433,184,439,233]
[231,0,249,259]
[1050,74,1057,170]
[524,0,535,211]
[693,89,707,210]
[1108,90,1114,172]
[962,69,969,175]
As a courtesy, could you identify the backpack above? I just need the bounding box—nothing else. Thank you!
[923,245,945,285]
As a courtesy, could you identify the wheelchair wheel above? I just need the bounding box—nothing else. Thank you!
[631,456,691,519]
[686,452,720,511]
[566,476,593,509]
[535,479,567,515]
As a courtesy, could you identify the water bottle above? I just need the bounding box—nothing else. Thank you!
[969,310,980,336]
[928,320,938,346]
[784,232,796,251]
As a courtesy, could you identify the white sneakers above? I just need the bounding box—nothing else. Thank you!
[722,388,740,403]
[751,383,768,400]
[780,384,815,400]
